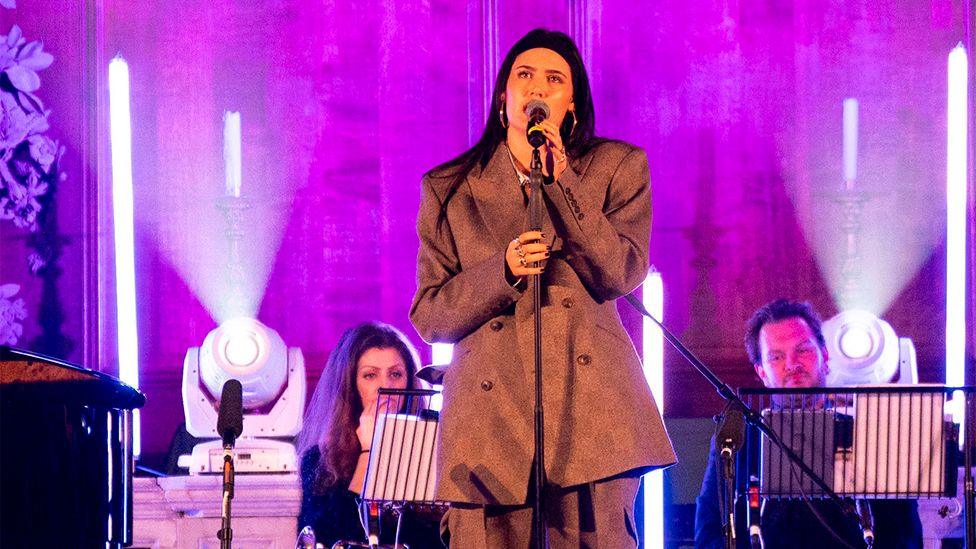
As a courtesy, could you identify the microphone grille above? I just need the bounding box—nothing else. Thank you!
[716,405,746,452]
[217,378,244,440]
[524,99,550,118]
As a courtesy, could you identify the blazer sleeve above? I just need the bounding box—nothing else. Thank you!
[542,146,651,302]
[409,175,523,344]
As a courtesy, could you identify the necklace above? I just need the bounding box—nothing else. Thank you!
[506,146,530,185]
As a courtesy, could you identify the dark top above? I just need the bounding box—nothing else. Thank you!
[694,436,924,549]
[298,448,443,548]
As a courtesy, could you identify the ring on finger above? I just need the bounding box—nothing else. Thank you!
[518,257,527,267]
[512,236,521,245]
[516,246,525,257]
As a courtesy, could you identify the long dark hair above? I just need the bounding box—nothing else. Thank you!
[431,28,603,230]
[296,322,420,492]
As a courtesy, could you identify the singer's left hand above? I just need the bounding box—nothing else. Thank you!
[537,120,569,180]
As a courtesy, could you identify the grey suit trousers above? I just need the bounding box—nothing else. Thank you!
[444,475,641,548]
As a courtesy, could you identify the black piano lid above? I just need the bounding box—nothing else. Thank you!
[0,346,146,409]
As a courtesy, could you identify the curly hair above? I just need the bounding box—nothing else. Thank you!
[295,322,420,492]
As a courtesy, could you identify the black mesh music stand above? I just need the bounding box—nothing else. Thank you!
[740,385,959,502]
[358,388,444,548]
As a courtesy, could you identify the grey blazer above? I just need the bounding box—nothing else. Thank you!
[410,139,676,505]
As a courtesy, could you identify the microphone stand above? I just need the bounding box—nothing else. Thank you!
[623,294,861,548]
[215,378,242,549]
[747,474,764,549]
[716,402,745,549]
[218,439,236,549]
[720,441,736,549]
[528,145,547,549]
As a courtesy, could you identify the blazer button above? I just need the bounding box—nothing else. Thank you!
[561,297,574,309]
[576,354,592,366]
[490,320,503,331]
[481,380,494,391]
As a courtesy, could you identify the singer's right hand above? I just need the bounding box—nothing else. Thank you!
[506,230,549,279]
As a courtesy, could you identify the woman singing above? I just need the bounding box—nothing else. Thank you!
[410,29,675,546]
[296,322,441,548]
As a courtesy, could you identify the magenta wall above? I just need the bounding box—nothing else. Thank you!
[1,1,972,466]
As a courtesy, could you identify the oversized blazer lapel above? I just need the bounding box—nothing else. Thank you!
[466,142,566,249]
[465,143,526,250]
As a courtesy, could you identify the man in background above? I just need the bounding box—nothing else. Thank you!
[694,298,923,548]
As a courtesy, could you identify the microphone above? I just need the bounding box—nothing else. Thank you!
[856,499,875,548]
[216,379,244,448]
[216,379,243,549]
[717,402,746,458]
[524,99,550,148]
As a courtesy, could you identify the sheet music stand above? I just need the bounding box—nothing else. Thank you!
[358,388,445,548]
[741,385,960,501]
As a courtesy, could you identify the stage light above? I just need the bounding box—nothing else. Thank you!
[838,321,876,360]
[823,310,917,386]
[224,331,260,367]
[109,55,140,457]
[641,269,664,549]
[181,318,306,473]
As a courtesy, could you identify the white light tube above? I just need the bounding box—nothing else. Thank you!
[642,270,665,548]
[109,56,140,457]
[427,343,453,412]
[946,44,969,430]
[431,343,453,366]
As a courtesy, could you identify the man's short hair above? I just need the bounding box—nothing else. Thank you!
[744,299,827,364]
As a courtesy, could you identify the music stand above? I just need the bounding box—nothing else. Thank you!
[743,386,958,501]
[358,388,444,549]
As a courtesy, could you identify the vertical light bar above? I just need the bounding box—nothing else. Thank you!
[843,98,858,188]
[223,111,242,197]
[642,270,664,548]
[109,56,140,457]
[946,44,969,430]
[431,343,453,366]
[428,343,453,412]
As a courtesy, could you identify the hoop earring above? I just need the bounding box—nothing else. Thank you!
[569,110,578,136]
[499,104,508,128]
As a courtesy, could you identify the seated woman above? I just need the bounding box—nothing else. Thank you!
[295,322,441,548]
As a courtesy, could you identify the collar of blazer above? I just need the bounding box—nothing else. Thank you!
[467,142,589,250]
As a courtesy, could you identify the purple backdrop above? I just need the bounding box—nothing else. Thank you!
[1,1,972,474]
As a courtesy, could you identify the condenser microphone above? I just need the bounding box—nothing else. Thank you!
[524,100,550,148]
[216,379,243,549]
[216,379,244,448]
[717,402,746,458]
